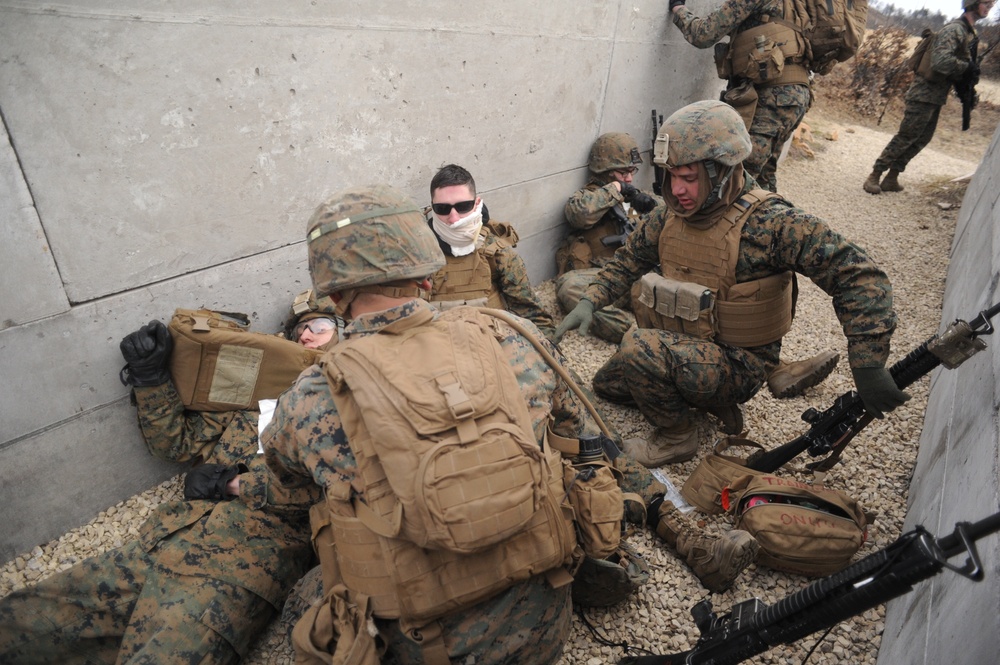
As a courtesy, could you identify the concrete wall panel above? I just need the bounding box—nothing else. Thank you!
[0,121,69,328]
[0,400,180,561]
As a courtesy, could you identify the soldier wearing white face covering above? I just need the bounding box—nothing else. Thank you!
[425,163,556,340]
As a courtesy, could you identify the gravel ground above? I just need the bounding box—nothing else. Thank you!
[0,107,982,664]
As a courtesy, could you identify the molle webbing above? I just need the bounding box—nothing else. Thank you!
[429,245,503,308]
[657,190,794,347]
[318,307,577,624]
[582,217,622,261]
[727,17,810,86]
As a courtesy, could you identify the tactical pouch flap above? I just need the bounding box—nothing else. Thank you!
[680,436,766,515]
[636,272,713,321]
[168,308,322,411]
[724,474,872,576]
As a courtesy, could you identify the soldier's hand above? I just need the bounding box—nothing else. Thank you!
[184,463,247,501]
[554,299,596,344]
[119,320,173,387]
[630,191,658,214]
[619,183,638,201]
[851,367,910,419]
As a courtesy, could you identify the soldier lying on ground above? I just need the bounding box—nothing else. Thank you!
[555,100,910,469]
[0,291,336,665]
[425,163,556,340]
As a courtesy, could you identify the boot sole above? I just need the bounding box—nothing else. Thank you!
[768,352,840,399]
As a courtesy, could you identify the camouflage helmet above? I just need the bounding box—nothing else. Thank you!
[570,541,650,607]
[653,100,752,169]
[306,184,446,297]
[963,0,985,9]
[589,132,642,174]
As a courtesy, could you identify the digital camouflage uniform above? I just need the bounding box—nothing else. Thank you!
[0,381,314,665]
[429,215,556,340]
[260,299,664,664]
[672,0,812,192]
[560,181,657,344]
[873,17,975,174]
[582,179,897,431]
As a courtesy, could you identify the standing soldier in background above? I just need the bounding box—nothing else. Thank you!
[426,163,556,340]
[0,293,334,664]
[555,101,908,468]
[667,0,811,195]
[864,0,993,194]
[558,132,659,344]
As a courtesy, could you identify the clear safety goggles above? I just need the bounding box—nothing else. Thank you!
[292,317,337,341]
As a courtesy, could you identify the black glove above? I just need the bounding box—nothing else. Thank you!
[851,367,911,419]
[183,463,247,501]
[669,0,686,10]
[119,320,173,387]
[619,183,638,201]
[629,191,658,214]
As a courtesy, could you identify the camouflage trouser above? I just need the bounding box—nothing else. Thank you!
[556,268,635,345]
[0,540,274,665]
[745,83,812,193]
[873,99,941,173]
[592,328,769,429]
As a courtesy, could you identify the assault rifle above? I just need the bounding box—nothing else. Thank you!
[745,301,1000,474]
[651,109,664,196]
[954,39,996,131]
[619,510,1000,665]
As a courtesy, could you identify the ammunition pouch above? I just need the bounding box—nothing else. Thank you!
[722,80,759,131]
[631,273,716,339]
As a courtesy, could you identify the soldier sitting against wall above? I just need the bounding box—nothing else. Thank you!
[0,291,336,664]
[559,131,841,405]
[425,163,557,340]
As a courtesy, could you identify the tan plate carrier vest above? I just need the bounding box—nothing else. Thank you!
[428,222,517,310]
[315,306,579,661]
[631,190,794,347]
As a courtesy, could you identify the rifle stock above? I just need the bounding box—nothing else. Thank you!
[745,301,1000,474]
[620,510,1000,665]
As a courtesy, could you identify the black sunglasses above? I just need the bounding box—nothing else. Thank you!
[431,200,476,216]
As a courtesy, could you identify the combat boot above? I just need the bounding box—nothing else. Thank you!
[880,169,904,192]
[704,403,744,435]
[863,170,883,194]
[767,350,840,399]
[622,424,699,468]
[652,499,759,592]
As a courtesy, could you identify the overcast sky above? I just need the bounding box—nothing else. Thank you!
[875,0,987,17]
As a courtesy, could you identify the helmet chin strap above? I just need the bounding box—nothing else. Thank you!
[703,161,733,208]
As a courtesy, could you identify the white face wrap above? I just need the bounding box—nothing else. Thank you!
[432,199,484,256]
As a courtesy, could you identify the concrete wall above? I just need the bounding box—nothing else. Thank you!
[877,124,1000,663]
[0,1,723,561]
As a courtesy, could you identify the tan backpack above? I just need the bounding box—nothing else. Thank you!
[680,436,766,515]
[168,308,321,411]
[724,474,873,576]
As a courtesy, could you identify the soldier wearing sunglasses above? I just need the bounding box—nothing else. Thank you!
[425,163,556,340]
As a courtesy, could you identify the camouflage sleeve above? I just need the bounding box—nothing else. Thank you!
[931,22,972,81]
[492,244,556,339]
[262,367,357,510]
[671,0,761,48]
[132,381,238,463]
[743,200,897,368]
[582,207,666,309]
[564,182,623,229]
